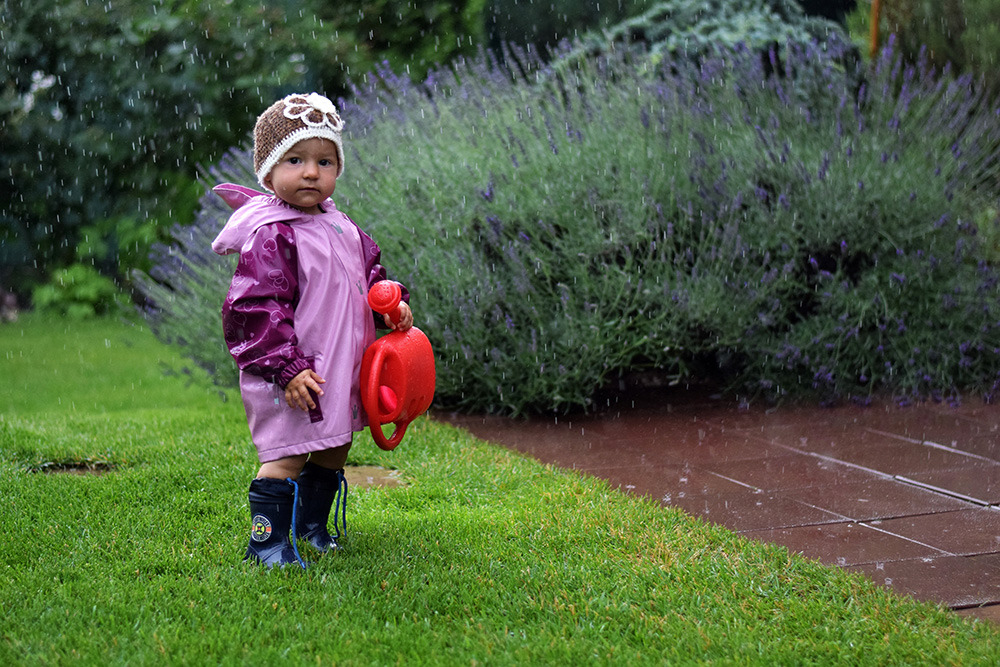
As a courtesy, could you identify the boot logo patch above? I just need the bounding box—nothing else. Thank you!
[250,514,272,542]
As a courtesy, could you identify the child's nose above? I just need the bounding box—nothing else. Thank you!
[303,160,319,177]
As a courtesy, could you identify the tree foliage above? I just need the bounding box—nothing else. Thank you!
[485,0,651,54]
[568,0,851,63]
[0,0,484,297]
[884,0,1000,77]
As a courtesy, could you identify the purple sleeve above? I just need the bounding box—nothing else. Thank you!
[355,220,409,329]
[221,223,311,387]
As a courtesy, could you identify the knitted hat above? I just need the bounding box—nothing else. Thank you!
[253,93,345,190]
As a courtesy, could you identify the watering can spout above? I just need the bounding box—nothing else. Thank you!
[360,281,436,450]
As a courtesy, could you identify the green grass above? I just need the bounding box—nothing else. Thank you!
[2,314,999,665]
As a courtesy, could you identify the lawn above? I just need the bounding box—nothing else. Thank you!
[2,313,999,665]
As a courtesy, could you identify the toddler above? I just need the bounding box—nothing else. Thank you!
[212,93,412,567]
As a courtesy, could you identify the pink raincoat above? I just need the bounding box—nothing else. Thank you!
[211,184,404,462]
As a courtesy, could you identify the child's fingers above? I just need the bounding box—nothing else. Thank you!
[390,303,414,331]
[285,371,325,410]
[302,387,316,410]
[302,375,323,394]
[293,388,314,411]
[285,386,307,411]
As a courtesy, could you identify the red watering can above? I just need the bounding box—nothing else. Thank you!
[360,281,436,451]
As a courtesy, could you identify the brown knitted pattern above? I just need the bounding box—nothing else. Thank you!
[252,93,345,189]
[253,98,298,175]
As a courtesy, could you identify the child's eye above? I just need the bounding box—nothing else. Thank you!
[319,159,333,167]
[288,157,302,164]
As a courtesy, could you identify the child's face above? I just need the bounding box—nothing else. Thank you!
[264,137,340,214]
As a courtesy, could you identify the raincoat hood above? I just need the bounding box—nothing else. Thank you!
[210,183,336,256]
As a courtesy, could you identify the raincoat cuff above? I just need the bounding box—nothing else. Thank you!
[278,358,313,389]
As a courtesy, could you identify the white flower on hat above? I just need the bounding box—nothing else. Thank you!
[283,93,344,132]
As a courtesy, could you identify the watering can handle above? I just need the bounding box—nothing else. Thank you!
[375,422,408,451]
[363,340,407,451]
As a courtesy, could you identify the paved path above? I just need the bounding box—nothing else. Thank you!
[439,389,1000,625]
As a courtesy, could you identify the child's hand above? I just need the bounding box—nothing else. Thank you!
[285,369,325,411]
[386,301,414,331]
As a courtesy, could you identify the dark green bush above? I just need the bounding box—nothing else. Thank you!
[0,0,484,298]
[567,0,850,62]
[32,263,125,319]
[1,0,314,295]
[140,38,1000,414]
[855,0,1000,81]
[485,0,650,53]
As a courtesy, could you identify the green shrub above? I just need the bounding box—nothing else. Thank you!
[485,0,650,53]
[567,0,850,63]
[852,0,1000,82]
[961,0,1000,76]
[0,0,485,297]
[32,263,124,319]
[140,38,1000,415]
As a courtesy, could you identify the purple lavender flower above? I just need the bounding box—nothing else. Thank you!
[480,180,495,203]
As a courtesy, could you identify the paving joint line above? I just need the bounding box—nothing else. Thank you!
[866,427,997,463]
[892,475,992,507]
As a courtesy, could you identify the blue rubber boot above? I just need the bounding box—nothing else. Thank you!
[295,462,347,553]
[244,478,306,568]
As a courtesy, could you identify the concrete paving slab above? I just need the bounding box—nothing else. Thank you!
[741,521,949,566]
[778,479,977,522]
[436,390,1000,615]
[869,508,1000,557]
[849,554,1000,609]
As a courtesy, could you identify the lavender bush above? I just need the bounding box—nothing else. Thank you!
[132,184,240,385]
[137,39,1000,414]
